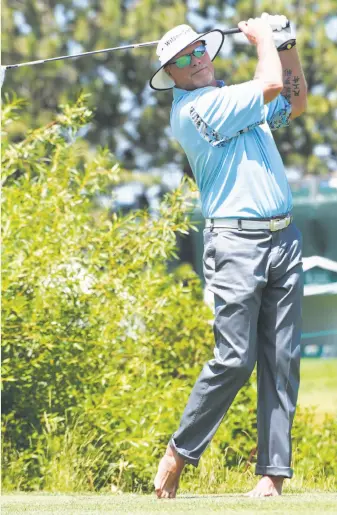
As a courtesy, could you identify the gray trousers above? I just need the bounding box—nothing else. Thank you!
[170,222,303,478]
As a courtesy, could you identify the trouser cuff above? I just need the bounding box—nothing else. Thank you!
[169,437,200,468]
[255,465,293,478]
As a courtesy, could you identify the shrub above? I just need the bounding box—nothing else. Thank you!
[1,93,221,491]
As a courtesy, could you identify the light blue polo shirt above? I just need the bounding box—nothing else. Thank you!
[171,80,293,219]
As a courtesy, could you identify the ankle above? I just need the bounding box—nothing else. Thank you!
[166,444,185,465]
[263,475,284,484]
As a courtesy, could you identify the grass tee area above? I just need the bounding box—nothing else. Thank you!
[2,493,337,514]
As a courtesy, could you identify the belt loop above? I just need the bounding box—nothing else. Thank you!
[238,219,243,231]
[210,218,214,232]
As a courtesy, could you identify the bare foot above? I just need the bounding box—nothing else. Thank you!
[245,475,284,497]
[154,444,185,499]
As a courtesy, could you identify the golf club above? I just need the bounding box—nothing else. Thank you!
[2,24,289,71]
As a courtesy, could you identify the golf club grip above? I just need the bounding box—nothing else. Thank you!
[223,21,290,35]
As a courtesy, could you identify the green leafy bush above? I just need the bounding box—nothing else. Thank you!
[1,93,218,491]
[2,95,336,493]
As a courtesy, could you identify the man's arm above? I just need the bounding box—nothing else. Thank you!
[238,18,283,104]
[279,46,307,119]
[189,18,285,144]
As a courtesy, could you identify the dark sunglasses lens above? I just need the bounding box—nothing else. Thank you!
[193,45,206,57]
[175,55,191,68]
[194,49,206,58]
[174,44,206,68]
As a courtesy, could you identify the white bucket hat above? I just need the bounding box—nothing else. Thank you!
[150,24,224,91]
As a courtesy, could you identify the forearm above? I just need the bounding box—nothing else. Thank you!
[254,38,283,103]
[279,46,307,118]
[254,38,283,86]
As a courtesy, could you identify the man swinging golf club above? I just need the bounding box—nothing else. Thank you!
[150,13,307,498]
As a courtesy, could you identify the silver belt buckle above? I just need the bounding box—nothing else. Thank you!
[270,216,290,232]
[270,219,280,231]
[269,220,277,232]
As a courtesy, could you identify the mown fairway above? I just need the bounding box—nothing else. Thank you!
[2,493,337,514]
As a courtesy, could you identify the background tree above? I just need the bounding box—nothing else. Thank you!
[2,0,337,176]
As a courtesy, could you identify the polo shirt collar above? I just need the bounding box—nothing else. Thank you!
[173,80,225,100]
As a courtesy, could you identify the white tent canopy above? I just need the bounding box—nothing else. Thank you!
[302,255,337,296]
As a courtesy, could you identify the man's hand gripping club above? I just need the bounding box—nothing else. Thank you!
[261,12,297,51]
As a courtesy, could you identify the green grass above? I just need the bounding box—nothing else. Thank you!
[2,493,337,514]
[298,358,337,420]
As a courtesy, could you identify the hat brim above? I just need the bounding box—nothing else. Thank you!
[149,29,225,91]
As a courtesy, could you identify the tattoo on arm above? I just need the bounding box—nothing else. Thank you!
[292,75,300,96]
[283,68,292,103]
[282,68,301,103]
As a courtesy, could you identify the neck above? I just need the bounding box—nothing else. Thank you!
[177,77,218,91]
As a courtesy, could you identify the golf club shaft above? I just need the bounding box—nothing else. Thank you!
[3,25,288,70]
[3,40,161,70]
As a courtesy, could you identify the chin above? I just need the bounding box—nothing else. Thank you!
[193,69,214,88]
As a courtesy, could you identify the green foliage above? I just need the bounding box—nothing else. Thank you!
[1,93,217,491]
[292,408,337,482]
[2,96,337,494]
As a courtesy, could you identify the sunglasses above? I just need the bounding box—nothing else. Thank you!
[168,44,207,69]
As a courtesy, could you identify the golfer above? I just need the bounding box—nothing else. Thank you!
[150,14,307,498]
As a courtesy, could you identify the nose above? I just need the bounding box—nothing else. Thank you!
[191,54,202,66]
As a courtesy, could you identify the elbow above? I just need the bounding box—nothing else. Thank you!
[291,94,308,119]
[263,82,283,104]
[291,105,306,119]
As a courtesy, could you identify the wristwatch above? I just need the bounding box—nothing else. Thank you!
[278,39,296,51]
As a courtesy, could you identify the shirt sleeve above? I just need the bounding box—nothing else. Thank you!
[189,80,265,147]
[266,94,292,131]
